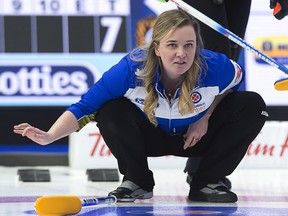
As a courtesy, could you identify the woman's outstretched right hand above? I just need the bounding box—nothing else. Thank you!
[13,123,54,145]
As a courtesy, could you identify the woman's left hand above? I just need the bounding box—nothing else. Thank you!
[183,116,209,150]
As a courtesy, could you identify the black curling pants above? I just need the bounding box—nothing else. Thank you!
[94,91,267,191]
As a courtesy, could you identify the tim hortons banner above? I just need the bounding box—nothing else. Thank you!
[69,121,288,169]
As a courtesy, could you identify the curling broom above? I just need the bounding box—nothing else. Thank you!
[34,195,117,215]
[164,0,288,90]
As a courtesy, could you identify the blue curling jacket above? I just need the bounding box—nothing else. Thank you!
[67,49,244,135]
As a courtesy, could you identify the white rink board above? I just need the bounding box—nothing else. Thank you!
[69,121,288,169]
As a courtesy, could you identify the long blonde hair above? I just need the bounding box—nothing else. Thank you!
[131,9,205,126]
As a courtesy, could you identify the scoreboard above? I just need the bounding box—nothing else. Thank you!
[0,0,130,53]
[0,0,129,15]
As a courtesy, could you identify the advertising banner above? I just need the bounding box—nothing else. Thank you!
[245,0,288,105]
[69,121,288,169]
